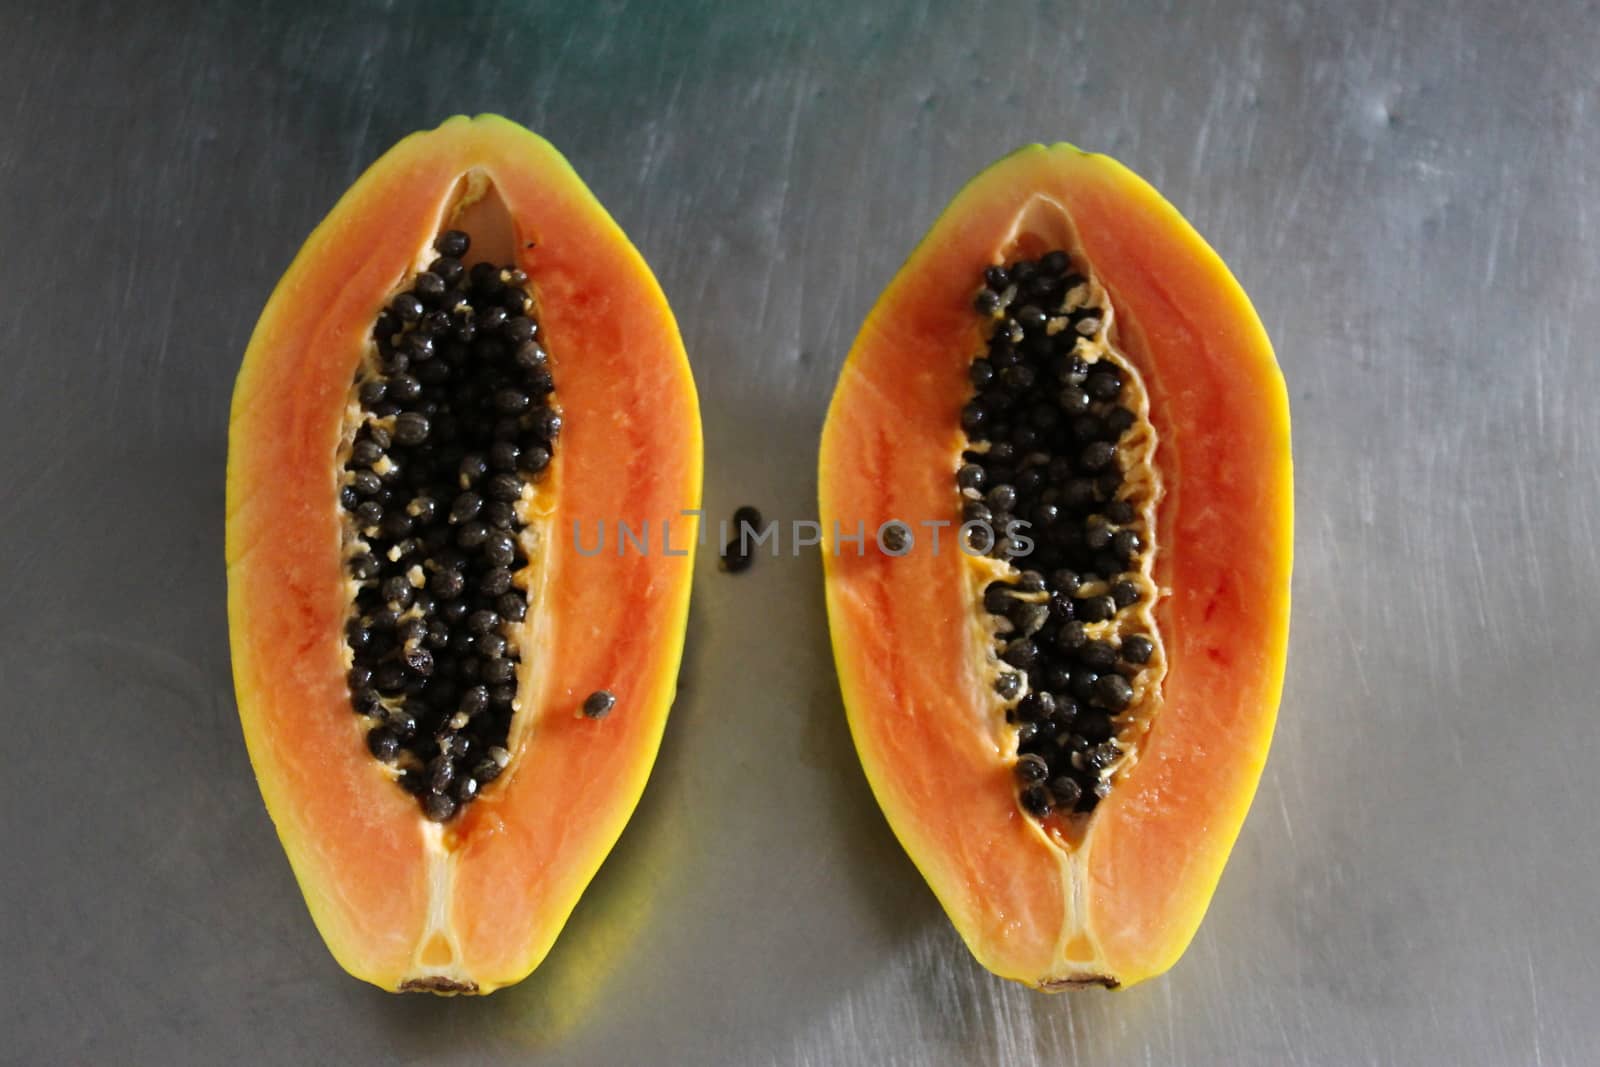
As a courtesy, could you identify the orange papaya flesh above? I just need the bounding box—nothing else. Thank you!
[819,145,1291,990]
[226,115,700,994]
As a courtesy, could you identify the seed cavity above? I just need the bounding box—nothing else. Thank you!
[339,228,559,821]
[961,250,1165,822]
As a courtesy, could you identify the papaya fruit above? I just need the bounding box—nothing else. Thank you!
[226,115,701,994]
[819,145,1291,990]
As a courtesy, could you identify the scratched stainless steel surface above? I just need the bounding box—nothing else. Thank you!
[2,0,1597,1063]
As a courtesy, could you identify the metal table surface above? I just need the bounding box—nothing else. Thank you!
[3,2,1596,1064]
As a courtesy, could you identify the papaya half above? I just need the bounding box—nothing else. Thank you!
[819,145,1291,990]
[226,116,701,994]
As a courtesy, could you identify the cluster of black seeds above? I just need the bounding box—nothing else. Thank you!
[341,229,559,822]
[959,251,1156,819]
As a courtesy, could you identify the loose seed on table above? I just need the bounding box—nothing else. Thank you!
[720,505,764,574]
